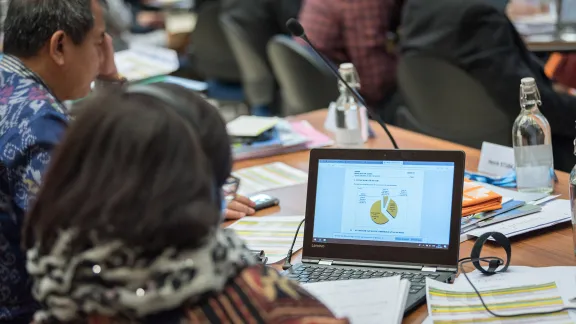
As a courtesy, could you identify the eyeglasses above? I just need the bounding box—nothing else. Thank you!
[222,176,240,202]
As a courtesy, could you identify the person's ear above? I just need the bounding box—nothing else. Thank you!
[48,31,67,66]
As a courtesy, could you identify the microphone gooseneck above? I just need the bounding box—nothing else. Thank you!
[285,18,399,149]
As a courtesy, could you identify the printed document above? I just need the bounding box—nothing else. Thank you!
[233,162,308,196]
[228,216,304,263]
[304,277,410,324]
[426,274,576,323]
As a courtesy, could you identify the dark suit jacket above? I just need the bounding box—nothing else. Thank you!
[400,0,576,171]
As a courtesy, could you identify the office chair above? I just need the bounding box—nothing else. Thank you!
[220,15,278,116]
[187,2,244,104]
[189,2,240,83]
[267,35,339,115]
[396,55,512,148]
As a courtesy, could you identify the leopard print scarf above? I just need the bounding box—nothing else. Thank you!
[26,228,256,323]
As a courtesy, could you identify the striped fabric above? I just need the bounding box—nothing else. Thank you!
[184,265,349,324]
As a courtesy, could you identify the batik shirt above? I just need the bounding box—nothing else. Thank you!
[0,55,68,322]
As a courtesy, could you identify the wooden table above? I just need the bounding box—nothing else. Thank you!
[232,109,575,323]
[525,31,576,52]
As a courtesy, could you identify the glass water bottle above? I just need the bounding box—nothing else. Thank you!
[569,136,576,254]
[334,63,365,147]
[512,77,554,194]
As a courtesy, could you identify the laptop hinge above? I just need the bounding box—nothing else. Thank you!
[319,259,334,265]
[422,266,437,272]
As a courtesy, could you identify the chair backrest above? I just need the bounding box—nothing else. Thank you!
[189,2,241,82]
[220,15,276,107]
[397,55,512,148]
[267,35,339,115]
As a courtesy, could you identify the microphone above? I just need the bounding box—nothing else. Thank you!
[286,18,399,149]
[282,219,305,270]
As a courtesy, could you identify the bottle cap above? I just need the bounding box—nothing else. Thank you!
[521,77,536,87]
[338,63,361,89]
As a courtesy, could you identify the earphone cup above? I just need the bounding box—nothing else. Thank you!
[470,231,512,275]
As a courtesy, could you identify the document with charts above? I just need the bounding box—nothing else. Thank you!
[426,276,575,323]
[340,166,425,239]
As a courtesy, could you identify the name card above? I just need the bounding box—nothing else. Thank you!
[478,142,515,177]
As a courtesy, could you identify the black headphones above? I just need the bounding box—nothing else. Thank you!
[467,231,511,275]
[124,84,223,207]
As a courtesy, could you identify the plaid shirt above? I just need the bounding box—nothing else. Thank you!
[298,0,398,107]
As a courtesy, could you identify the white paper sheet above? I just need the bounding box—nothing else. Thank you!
[226,116,280,137]
[233,162,308,196]
[114,45,179,81]
[426,275,575,322]
[466,199,570,239]
[303,277,409,324]
[228,216,304,263]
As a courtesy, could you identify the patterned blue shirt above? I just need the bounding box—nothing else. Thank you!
[0,55,68,322]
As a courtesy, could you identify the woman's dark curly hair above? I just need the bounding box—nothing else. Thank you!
[22,83,232,256]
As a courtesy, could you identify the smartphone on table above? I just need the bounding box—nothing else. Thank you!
[249,194,280,211]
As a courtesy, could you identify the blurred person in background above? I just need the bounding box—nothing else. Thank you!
[123,0,168,47]
[22,84,348,324]
[298,0,400,113]
[0,0,123,322]
[401,0,576,172]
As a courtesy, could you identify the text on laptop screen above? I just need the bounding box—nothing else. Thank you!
[312,159,455,249]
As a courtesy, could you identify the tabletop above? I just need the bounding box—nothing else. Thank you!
[231,109,575,324]
[526,34,576,52]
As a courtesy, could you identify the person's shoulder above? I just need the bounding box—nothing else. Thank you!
[183,265,349,323]
[232,265,349,323]
[0,80,68,154]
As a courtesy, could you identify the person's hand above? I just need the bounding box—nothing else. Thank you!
[225,195,256,220]
[137,11,165,28]
[98,33,119,79]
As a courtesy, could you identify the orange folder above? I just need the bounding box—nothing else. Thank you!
[462,179,503,217]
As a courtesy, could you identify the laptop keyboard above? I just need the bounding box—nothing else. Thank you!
[286,264,441,295]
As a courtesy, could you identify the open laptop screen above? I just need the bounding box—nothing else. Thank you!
[312,159,454,250]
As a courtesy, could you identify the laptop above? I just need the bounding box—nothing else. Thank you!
[284,148,465,313]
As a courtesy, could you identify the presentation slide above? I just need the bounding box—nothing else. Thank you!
[340,167,425,238]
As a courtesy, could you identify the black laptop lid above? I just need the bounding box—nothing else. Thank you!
[302,149,466,269]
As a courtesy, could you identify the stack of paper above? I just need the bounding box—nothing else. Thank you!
[465,199,570,239]
[426,276,573,323]
[230,119,333,161]
[232,162,308,196]
[304,277,410,324]
[114,46,179,81]
[227,116,280,138]
[462,180,503,216]
[228,216,304,263]
[514,13,557,36]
